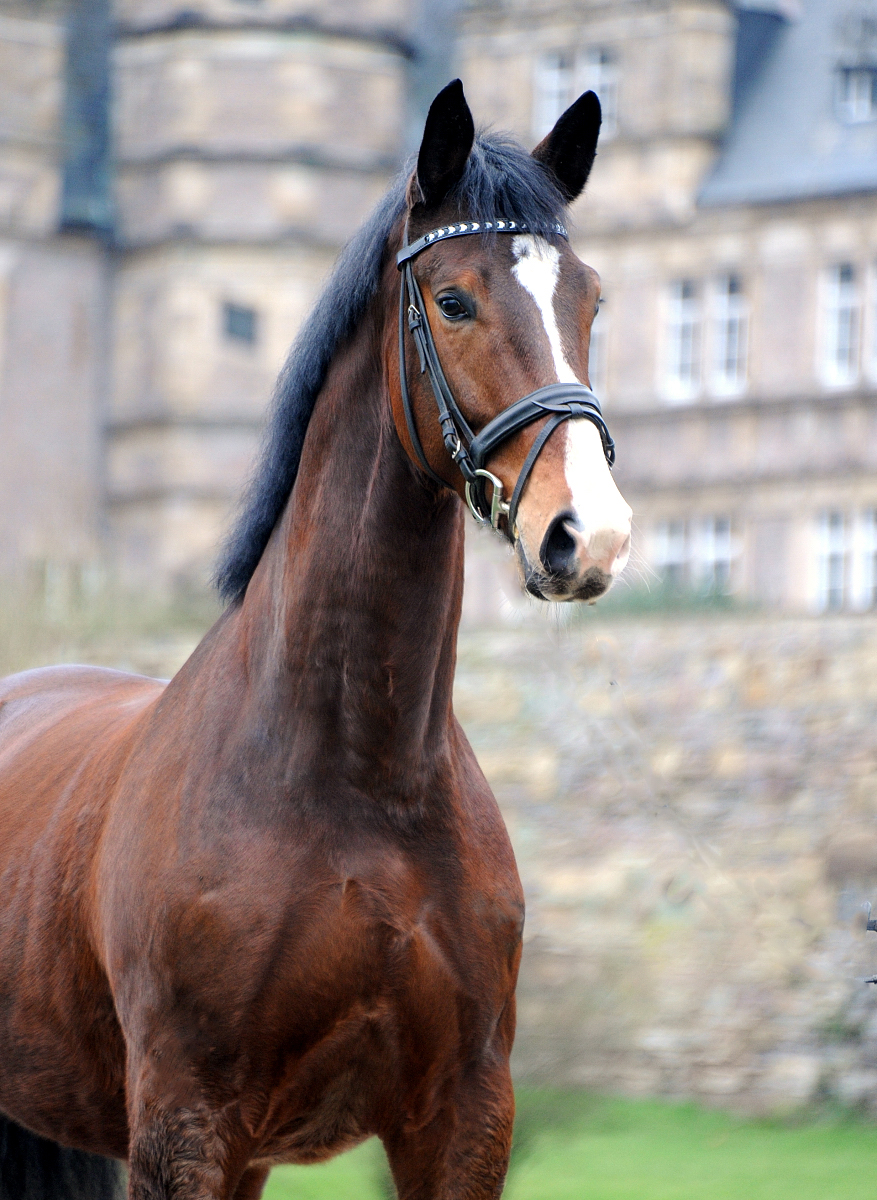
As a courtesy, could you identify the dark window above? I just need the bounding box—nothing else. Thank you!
[223,302,258,345]
[837,67,877,123]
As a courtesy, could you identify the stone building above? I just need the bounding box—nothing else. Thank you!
[4,0,877,610]
[460,0,877,612]
[0,0,413,594]
[0,0,109,589]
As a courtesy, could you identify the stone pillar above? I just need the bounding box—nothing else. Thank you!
[107,0,412,592]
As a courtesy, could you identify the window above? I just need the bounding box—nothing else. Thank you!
[693,517,735,592]
[817,511,850,610]
[654,517,736,593]
[855,509,877,608]
[654,520,689,589]
[662,275,749,403]
[532,47,618,140]
[664,280,701,402]
[710,274,748,396]
[868,261,877,383]
[837,67,877,123]
[223,301,258,346]
[821,264,860,387]
[579,48,619,137]
[813,509,877,611]
[588,301,608,395]
[533,52,574,141]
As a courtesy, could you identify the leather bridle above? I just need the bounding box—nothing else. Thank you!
[396,217,615,540]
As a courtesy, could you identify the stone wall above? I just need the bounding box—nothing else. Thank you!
[455,591,877,1111]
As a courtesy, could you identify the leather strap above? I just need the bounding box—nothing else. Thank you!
[469,383,614,470]
[396,217,615,538]
[396,218,567,268]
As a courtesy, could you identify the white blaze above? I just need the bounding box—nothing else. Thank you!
[511,234,631,574]
[511,236,577,383]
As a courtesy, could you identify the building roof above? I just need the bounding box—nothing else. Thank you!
[700,0,877,206]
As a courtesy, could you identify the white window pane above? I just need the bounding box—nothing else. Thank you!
[692,516,736,593]
[588,305,608,395]
[837,68,877,123]
[710,273,748,397]
[821,264,860,387]
[816,510,851,611]
[850,509,877,610]
[533,52,575,140]
[664,280,701,402]
[654,519,689,588]
[655,516,737,593]
[576,48,618,137]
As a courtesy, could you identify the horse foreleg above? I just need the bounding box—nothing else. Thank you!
[382,1063,515,1200]
[126,1102,252,1200]
[231,1165,270,1200]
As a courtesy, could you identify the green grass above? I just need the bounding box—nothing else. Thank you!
[264,1141,389,1200]
[263,1091,877,1200]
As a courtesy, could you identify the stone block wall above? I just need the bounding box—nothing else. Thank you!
[0,5,64,237]
[0,237,107,576]
[455,597,877,1111]
[107,241,336,585]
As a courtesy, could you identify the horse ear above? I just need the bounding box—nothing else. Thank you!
[532,90,602,202]
[415,79,475,209]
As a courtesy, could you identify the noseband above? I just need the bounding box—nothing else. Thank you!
[396,218,615,539]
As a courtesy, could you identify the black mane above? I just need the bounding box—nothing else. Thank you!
[215,132,568,603]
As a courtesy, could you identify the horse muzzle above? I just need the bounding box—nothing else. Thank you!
[517,510,631,603]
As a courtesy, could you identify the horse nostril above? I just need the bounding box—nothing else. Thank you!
[541,513,578,577]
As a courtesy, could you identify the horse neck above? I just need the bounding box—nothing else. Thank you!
[233,296,465,799]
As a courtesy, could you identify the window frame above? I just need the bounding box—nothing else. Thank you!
[222,300,259,347]
[653,516,737,594]
[816,510,851,611]
[662,279,702,404]
[836,66,877,124]
[532,46,619,141]
[820,263,861,389]
[709,273,749,399]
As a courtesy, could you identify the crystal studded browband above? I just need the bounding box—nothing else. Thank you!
[396,219,568,267]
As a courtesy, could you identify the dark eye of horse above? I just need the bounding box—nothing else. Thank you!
[437,294,469,321]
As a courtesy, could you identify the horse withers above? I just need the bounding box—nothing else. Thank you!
[0,81,630,1200]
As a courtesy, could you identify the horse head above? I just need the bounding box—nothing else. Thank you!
[392,80,632,603]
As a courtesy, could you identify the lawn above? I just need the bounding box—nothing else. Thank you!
[263,1091,877,1200]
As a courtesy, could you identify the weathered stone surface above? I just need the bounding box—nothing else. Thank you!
[0,236,107,575]
[454,605,877,1111]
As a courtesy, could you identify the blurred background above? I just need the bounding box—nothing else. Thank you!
[4,0,877,1194]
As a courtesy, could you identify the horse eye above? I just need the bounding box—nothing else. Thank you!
[437,295,468,320]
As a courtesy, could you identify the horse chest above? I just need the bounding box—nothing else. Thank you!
[245,888,521,1162]
[129,852,520,1148]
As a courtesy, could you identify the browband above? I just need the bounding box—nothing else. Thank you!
[397,218,568,267]
[396,216,614,540]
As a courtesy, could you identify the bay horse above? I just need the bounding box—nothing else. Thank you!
[0,81,630,1200]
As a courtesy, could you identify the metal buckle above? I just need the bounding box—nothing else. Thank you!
[465,469,510,532]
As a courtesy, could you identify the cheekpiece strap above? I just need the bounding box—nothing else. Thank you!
[396,219,568,268]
